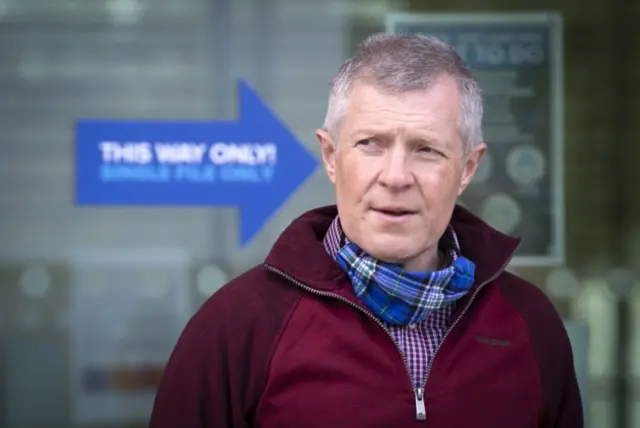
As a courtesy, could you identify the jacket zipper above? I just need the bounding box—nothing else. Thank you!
[263,264,419,414]
[263,242,519,421]
[418,242,522,399]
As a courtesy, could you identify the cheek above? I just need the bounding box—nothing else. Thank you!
[418,167,463,199]
[335,155,373,205]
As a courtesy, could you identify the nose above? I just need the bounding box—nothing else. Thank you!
[378,147,414,189]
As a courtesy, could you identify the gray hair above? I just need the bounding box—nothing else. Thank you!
[322,32,483,153]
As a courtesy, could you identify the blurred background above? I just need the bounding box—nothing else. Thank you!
[1,0,639,427]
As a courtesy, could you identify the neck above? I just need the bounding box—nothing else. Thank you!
[401,246,442,272]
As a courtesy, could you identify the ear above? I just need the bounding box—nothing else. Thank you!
[316,128,337,184]
[458,142,487,195]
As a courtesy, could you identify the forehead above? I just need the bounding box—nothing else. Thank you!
[341,78,461,141]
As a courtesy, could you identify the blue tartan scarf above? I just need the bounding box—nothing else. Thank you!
[334,230,475,326]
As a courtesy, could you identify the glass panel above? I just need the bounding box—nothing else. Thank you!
[0,0,637,426]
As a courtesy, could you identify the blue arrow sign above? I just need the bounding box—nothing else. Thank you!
[75,80,319,246]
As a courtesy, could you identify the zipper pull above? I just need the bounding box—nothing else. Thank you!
[414,387,426,420]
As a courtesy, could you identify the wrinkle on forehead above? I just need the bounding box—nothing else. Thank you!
[340,80,462,151]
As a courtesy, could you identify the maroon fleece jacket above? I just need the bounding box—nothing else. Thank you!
[149,205,583,428]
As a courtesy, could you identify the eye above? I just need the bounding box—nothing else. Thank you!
[417,146,441,156]
[355,138,376,147]
[354,138,383,152]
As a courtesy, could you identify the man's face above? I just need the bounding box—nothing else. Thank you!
[317,77,485,271]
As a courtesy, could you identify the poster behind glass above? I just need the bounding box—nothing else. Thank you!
[386,12,565,267]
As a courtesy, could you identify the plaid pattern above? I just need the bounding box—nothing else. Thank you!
[334,232,474,327]
[336,242,473,324]
[323,217,470,387]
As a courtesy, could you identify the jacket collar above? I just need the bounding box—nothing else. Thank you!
[264,205,521,292]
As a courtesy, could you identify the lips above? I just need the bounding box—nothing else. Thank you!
[372,206,416,217]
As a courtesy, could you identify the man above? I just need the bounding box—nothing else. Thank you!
[150,33,583,427]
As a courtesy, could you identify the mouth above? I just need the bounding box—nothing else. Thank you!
[372,207,417,218]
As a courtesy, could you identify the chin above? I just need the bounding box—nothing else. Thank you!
[361,236,420,265]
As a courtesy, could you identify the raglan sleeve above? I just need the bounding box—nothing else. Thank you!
[501,273,584,428]
[148,268,294,428]
[528,294,584,428]
[148,308,248,428]
[544,331,584,428]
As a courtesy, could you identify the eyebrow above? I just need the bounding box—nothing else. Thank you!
[352,128,451,149]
